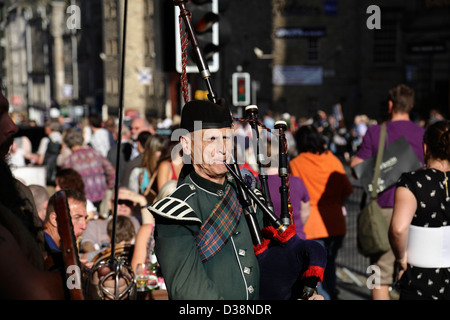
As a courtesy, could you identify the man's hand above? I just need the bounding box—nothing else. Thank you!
[87,263,134,300]
[307,293,325,300]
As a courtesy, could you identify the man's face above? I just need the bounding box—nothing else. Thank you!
[130,118,147,140]
[183,128,233,182]
[68,198,88,239]
[0,93,18,159]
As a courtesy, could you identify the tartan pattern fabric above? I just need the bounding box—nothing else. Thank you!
[196,184,242,262]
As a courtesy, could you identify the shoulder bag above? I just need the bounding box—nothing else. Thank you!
[357,123,391,257]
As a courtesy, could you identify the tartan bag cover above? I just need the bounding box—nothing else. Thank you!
[196,184,242,262]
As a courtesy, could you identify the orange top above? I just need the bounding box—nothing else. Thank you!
[289,151,353,239]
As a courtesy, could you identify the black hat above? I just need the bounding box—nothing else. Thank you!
[179,99,233,132]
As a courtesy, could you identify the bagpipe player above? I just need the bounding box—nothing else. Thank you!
[148,99,324,300]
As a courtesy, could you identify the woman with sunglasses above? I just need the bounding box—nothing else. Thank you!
[79,187,153,255]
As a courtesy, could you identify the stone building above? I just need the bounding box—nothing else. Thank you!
[103,0,167,120]
[0,0,104,124]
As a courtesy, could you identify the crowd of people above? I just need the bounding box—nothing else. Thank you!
[1,83,449,301]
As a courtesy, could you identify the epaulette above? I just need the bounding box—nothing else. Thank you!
[148,183,201,223]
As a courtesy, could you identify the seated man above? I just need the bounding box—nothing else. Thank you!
[43,190,88,251]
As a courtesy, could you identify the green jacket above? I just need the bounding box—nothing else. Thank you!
[149,171,263,300]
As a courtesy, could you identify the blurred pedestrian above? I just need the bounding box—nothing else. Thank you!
[107,124,133,185]
[120,131,151,188]
[128,134,168,204]
[389,120,450,300]
[156,140,183,192]
[88,114,111,158]
[290,124,353,299]
[350,84,425,300]
[129,117,154,161]
[32,119,62,186]
[61,128,115,212]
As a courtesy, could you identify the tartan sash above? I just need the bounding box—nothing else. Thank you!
[196,184,242,262]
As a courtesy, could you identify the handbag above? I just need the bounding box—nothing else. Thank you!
[357,124,391,257]
[353,129,422,195]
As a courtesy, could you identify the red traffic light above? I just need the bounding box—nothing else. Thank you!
[195,12,219,33]
[232,72,251,106]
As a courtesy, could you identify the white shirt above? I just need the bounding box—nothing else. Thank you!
[89,128,111,158]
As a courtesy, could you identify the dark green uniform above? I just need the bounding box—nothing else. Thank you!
[149,170,263,300]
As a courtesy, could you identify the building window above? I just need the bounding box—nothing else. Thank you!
[104,2,110,19]
[373,19,398,65]
[109,0,117,19]
[106,77,119,95]
[144,0,153,17]
[307,38,319,62]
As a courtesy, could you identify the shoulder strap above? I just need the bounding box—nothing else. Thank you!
[371,123,386,199]
[143,170,158,199]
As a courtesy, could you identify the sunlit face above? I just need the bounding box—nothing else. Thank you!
[182,128,233,183]
[68,198,88,239]
[109,190,134,217]
[116,200,133,216]
[0,93,18,159]
[130,118,147,140]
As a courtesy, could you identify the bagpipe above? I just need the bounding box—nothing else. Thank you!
[174,0,327,300]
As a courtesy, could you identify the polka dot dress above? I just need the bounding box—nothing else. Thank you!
[396,168,450,300]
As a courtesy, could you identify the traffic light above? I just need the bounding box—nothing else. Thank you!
[175,0,219,74]
[232,72,251,106]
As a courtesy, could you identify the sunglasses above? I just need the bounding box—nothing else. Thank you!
[116,199,134,207]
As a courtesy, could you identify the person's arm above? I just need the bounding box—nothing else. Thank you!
[130,224,154,271]
[349,155,364,169]
[350,125,377,177]
[0,224,65,299]
[157,161,172,192]
[389,186,416,279]
[155,222,223,300]
[34,137,50,165]
[300,201,310,225]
